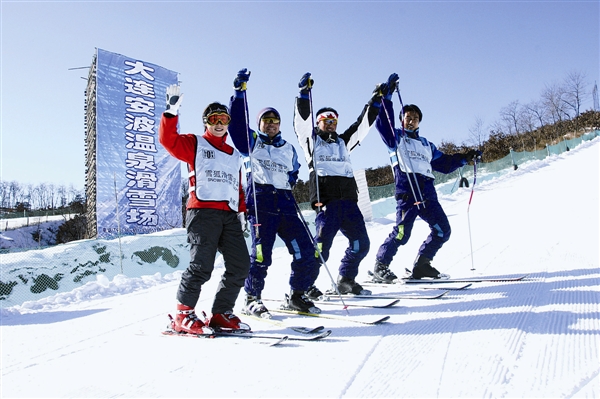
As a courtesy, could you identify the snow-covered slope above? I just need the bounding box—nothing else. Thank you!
[1,139,598,398]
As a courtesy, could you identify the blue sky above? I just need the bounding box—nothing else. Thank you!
[1,1,598,188]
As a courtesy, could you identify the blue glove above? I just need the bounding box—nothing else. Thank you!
[298,72,314,95]
[386,73,399,98]
[233,68,251,91]
[165,84,183,116]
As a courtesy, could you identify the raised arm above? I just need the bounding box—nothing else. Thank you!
[228,68,254,157]
[293,72,316,169]
[374,73,401,150]
[159,84,197,164]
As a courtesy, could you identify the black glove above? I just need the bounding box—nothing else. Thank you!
[298,72,314,95]
[386,73,399,97]
[233,68,251,91]
[463,149,483,162]
[370,83,388,104]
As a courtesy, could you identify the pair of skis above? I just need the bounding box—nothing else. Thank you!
[162,327,331,346]
[366,270,529,284]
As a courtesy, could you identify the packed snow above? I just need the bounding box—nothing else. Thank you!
[1,138,599,398]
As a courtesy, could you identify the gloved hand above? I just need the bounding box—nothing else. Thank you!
[237,212,248,233]
[386,73,399,97]
[165,84,183,116]
[462,149,483,163]
[298,72,314,94]
[233,68,251,91]
[370,83,388,104]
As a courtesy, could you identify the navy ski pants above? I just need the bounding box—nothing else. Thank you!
[376,197,451,265]
[177,209,250,314]
[312,199,370,280]
[244,210,319,296]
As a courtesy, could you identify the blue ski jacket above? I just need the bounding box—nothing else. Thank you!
[229,94,301,216]
[376,99,466,202]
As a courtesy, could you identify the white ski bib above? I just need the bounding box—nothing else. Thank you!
[192,136,242,211]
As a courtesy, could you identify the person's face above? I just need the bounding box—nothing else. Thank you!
[402,111,420,131]
[318,117,337,133]
[205,112,230,137]
[259,112,280,138]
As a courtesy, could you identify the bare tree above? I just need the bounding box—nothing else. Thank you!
[468,117,487,149]
[47,183,57,210]
[593,82,599,111]
[541,82,569,123]
[500,100,521,135]
[57,184,67,208]
[563,70,588,118]
[524,99,548,128]
[9,181,25,208]
[0,181,9,209]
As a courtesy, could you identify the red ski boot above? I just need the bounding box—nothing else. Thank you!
[208,311,251,332]
[171,303,213,334]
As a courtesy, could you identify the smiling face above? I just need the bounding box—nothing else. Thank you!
[402,111,420,131]
[259,112,280,138]
[204,113,230,137]
[318,117,337,133]
[206,122,228,137]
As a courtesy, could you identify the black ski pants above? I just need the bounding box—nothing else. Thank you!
[176,208,250,314]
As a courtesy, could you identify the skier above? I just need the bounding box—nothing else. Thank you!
[293,72,384,297]
[159,84,251,333]
[371,73,481,282]
[228,69,321,316]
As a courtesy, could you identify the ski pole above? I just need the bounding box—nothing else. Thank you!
[451,166,465,193]
[242,90,261,238]
[292,199,350,314]
[395,88,426,208]
[380,91,423,209]
[307,89,323,212]
[467,158,478,271]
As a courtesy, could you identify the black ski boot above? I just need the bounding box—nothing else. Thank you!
[336,275,372,295]
[286,290,321,314]
[411,256,447,279]
[305,285,324,301]
[371,261,398,283]
[243,294,271,319]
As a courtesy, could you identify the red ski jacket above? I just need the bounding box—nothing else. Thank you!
[159,114,246,213]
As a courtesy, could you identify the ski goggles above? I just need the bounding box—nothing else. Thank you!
[261,117,280,124]
[319,118,338,125]
[205,112,231,126]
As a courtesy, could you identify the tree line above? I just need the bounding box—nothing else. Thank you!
[0,181,85,214]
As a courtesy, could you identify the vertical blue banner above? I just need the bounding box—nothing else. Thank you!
[95,48,181,238]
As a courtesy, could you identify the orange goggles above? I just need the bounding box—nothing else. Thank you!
[205,112,231,126]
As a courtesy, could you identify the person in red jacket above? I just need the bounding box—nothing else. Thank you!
[159,84,251,334]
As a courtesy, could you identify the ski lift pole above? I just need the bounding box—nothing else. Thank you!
[395,88,426,207]
[308,89,323,212]
[467,159,478,271]
[292,199,350,315]
[113,172,124,274]
[242,90,261,238]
